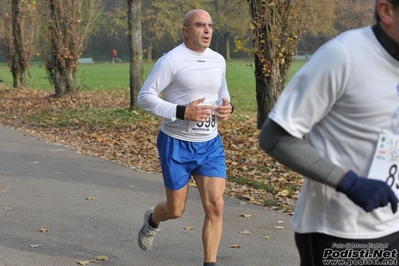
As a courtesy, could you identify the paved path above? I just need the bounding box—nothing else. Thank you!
[0,125,299,266]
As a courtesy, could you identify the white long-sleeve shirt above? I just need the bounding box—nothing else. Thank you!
[270,26,399,238]
[137,43,230,142]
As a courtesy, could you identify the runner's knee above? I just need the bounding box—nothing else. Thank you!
[204,197,224,218]
[166,204,186,219]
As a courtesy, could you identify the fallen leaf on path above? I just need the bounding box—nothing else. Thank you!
[273,226,284,229]
[30,244,41,248]
[238,230,251,235]
[78,260,96,265]
[277,189,289,197]
[95,255,109,261]
[86,196,95,200]
[240,214,251,218]
[40,228,50,232]
[184,227,195,230]
[229,244,241,248]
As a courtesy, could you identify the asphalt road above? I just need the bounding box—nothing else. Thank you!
[0,125,299,266]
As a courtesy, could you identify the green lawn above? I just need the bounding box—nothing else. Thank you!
[0,59,306,112]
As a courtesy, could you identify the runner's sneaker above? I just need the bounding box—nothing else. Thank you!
[138,207,160,250]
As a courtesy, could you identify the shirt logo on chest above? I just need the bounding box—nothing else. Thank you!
[197,60,206,63]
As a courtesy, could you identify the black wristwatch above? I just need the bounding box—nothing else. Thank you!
[229,102,235,114]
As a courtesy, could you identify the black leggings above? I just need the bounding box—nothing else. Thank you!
[295,232,399,266]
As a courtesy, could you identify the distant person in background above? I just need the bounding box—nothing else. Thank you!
[112,49,121,63]
[259,0,399,265]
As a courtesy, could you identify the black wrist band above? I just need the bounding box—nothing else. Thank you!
[229,102,235,114]
[176,105,186,120]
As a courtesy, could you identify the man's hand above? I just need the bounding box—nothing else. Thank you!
[216,98,233,121]
[184,98,217,122]
[336,170,398,213]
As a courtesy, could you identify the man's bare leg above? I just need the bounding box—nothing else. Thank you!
[193,174,225,263]
[151,184,190,224]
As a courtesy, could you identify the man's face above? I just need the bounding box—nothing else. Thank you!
[183,11,213,53]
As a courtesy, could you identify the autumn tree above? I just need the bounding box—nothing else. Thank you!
[142,0,211,60]
[298,0,374,53]
[295,0,334,52]
[4,0,37,88]
[247,0,303,129]
[208,0,251,60]
[335,0,374,32]
[99,7,128,39]
[41,0,103,97]
[301,0,336,36]
[127,0,143,109]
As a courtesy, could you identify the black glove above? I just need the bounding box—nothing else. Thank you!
[336,170,398,213]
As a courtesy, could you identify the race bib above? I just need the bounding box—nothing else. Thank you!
[188,101,218,134]
[368,134,399,197]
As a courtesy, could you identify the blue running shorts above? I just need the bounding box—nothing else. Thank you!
[157,130,227,191]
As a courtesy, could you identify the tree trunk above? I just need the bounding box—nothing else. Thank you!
[255,54,282,129]
[147,45,152,61]
[247,0,303,129]
[254,55,267,128]
[65,67,75,94]
[54,66,64,98]
[7,0,32,88]
[225,38,230,61]
[127,0,143,110]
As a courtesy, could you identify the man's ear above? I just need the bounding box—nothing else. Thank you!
[182,27,189,38]
[378,0,394,26]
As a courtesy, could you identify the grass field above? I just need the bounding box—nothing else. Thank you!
[0,59,306,112]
